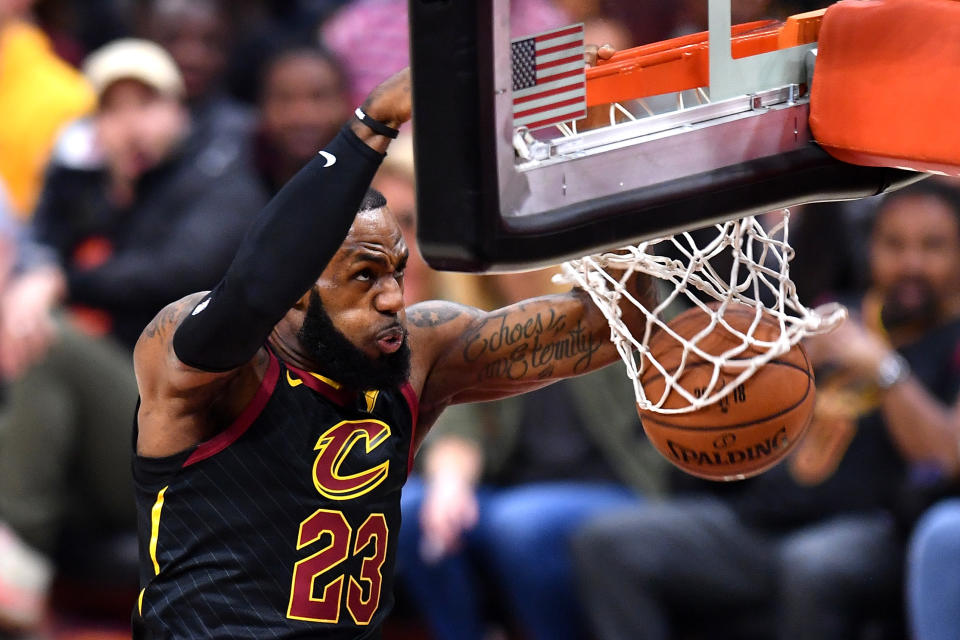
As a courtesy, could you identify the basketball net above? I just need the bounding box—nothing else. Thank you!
[555,211,846,414]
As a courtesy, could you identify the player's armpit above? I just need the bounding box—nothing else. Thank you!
[134,293,266,458]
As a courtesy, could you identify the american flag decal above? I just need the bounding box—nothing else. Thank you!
[511,23,586,131]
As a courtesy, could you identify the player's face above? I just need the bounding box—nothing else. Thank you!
[302,208,410,381]
[372,170,435,304]
[297,289,411,390]
[870,193,960,326]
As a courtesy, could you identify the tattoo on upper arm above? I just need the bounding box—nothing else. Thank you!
[408,302,477,328]
[142,297,195,340]
[462,306,603,381]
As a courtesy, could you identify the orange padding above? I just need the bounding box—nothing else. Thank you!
[810,0,960,175]
[585,11,824,107]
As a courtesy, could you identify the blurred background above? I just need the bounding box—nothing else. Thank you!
[0,1,958,639]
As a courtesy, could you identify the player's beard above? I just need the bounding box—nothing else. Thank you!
[880,275,940,331]
[297,291,411,390]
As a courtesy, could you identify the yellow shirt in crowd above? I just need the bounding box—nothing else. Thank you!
[0,21,94,219]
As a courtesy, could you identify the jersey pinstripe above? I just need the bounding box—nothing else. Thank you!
[132,348,417,639]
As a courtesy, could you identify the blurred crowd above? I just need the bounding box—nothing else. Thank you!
[0,1,958,639]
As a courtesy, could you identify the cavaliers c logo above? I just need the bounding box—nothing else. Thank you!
[312,420,391,501]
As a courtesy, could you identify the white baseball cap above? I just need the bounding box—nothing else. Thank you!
[83,38,185,101]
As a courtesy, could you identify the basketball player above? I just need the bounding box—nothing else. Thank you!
[132,56,636,638]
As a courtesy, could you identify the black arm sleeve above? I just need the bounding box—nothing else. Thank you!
[172,125,385,371]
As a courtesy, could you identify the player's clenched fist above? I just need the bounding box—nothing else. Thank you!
[361,67,412,130]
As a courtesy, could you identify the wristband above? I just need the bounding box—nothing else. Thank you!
[354,107,399,139]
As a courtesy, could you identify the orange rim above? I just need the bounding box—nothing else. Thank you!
[586,11,825,107]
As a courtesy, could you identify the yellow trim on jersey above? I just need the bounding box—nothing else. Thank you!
[286,371,304,387]
[310,372,342,389]
[149,486,168,575]
[363,390,379,413]
[286,369,345,391]
[287,368,379,410]
[138,588,145,615]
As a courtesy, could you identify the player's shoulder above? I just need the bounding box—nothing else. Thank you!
[134,290,266,421]
[135,293,214,380]
[405,300,484,392]
[138,292,211,351]
[406,299,483,332]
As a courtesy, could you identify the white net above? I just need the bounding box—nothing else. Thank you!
[555,210,846,414]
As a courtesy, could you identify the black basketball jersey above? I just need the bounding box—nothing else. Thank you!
[132,348,418,639]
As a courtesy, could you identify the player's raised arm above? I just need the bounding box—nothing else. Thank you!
[135,69,412,458]
[407,272,655,424]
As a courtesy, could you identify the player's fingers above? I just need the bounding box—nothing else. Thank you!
[362,67,413,127]
[584,44,616,67]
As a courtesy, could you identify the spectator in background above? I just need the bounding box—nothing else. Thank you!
[9,38,266,352]
[573,179,960,640]
[670,0,780,36]
[140,0,253,142]
[904,187,960,640]
[552,0,633,52]
[33,0,131,56]
[0,181,55,632]
[587,0,675,47]
[0,39,266,633]
[785,200,874,306]
[907,498,960,640]
[253,43,438,305]
[0,180,42,333]
[320,0,569,106]
[255,44,351,195]
[221,0,349,103]
[398,270,667,640]
[0,0,94,219]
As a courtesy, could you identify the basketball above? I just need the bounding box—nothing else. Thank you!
[637,304,815,481]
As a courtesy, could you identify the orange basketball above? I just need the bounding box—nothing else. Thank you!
[637,304,815,481]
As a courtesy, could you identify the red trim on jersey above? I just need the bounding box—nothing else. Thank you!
[183,350,281,468]
[400,382,419,474]
[284,364,355,407]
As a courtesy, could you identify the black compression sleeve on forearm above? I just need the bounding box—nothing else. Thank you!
[172,125,385,371]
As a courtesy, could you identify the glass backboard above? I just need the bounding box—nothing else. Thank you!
[409,0,923,272]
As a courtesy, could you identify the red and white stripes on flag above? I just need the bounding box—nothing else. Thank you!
[511,23,586,132]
